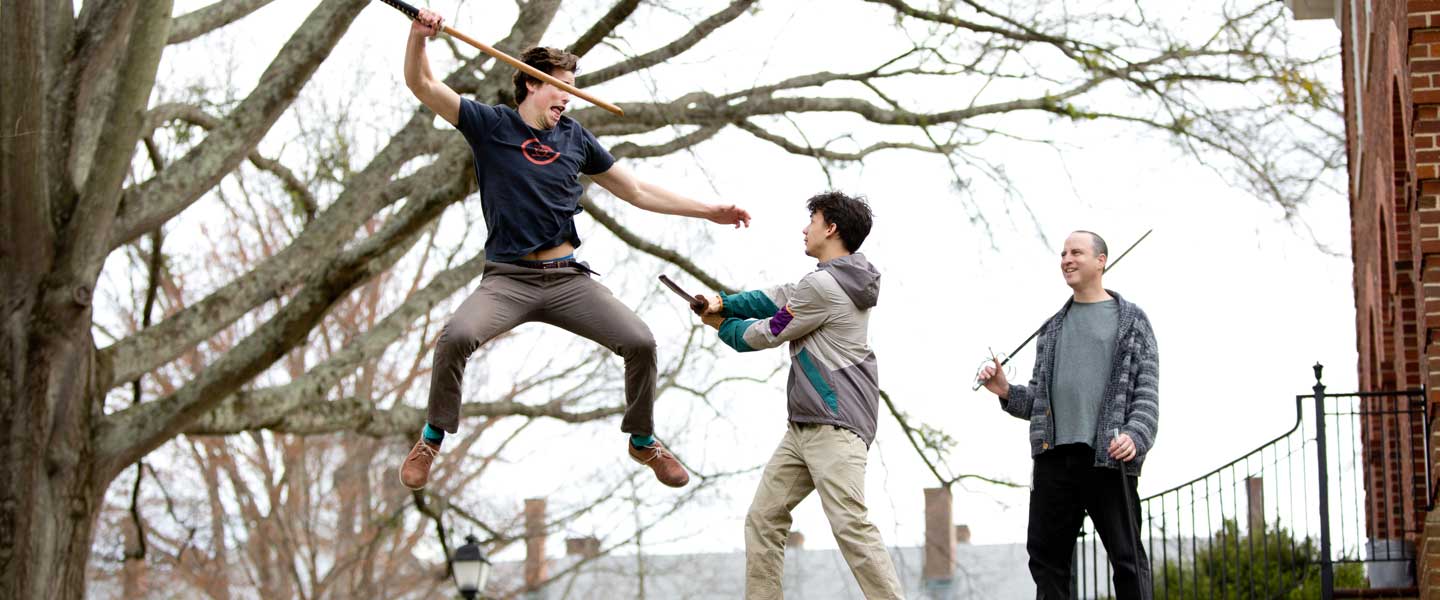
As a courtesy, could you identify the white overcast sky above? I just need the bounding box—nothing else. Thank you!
[142,0,1353,564]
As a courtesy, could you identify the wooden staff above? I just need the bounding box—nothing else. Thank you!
[378,0,625,116]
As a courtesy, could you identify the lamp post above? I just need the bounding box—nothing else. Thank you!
[453,535,491,600]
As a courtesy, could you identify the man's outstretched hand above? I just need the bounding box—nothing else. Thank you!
[708,204,751,228]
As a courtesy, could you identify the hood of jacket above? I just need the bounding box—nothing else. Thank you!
[819,253,880,310]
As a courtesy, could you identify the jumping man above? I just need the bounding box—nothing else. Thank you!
[398,9,751,491]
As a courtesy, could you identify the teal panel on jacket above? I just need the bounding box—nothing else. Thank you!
[796,349,839,415]
[718,318,757,352]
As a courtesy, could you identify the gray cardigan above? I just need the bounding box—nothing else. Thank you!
[1000,291,1159,475]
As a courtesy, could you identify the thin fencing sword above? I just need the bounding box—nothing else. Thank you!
[972,228,1154,391]
[376,0,626,116]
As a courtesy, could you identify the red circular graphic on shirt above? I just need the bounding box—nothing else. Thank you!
[521,138,559,165]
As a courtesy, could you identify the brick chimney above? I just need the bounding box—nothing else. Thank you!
[954,525,971,545]
[787,530,805,550]
[924,487,955,581]
[565,536,601,559]
[524,498,548,593]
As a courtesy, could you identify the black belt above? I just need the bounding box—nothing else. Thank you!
[794,422,844,431]
[507,258,601,276]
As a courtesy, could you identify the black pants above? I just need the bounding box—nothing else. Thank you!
[1028,444,1151,600]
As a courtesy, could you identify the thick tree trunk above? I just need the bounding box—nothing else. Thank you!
[2,0,167,596]
[9,461,106,600]
[1,325,112,600]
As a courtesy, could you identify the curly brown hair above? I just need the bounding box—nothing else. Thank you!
[512,47,580,105]
[806,191,873,252]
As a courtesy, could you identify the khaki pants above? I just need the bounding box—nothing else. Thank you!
[426,261,657,435]
[745,422,904,599]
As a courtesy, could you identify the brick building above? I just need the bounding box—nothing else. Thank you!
[1292,0,1440,594]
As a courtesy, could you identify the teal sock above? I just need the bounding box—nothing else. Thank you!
[423,423,445,445]
[629,434,655,449]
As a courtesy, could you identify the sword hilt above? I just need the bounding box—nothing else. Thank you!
[970,353,1013,392]
[377,0,420,20]
[659,275,707,315]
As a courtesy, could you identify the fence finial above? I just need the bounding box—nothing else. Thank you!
[1313,362,1324,385]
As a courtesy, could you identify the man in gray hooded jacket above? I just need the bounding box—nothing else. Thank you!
[698,191,902,599]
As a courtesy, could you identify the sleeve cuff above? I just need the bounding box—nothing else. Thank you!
[717,318,757,352]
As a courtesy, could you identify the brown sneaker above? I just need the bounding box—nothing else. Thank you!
[400,439,441,490]
[628,440,690,488]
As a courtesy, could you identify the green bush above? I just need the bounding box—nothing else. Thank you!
[1153,518,1366,599]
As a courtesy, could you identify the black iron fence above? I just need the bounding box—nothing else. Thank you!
[1072,365,1430,599]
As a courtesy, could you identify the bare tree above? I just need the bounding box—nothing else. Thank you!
[2,1,1336,597]
[84,163,737,598]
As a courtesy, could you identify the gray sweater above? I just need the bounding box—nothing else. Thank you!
[1000,291,1160,475]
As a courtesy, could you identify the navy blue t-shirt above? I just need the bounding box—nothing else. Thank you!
[455,98,616,261]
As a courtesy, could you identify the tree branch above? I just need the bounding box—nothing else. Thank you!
[579,193,735,295]
[102,0,567,386]
[736,120,952,161]
[168,0,278,45]
[178,249,484,436]
[568,0,641,57]
[96,171,473,478]
[101,127,465,388]
[62,1,139,197]
[609,124,724,159]
[123,141,168,564]
[577,75,1108,136]
[143,103,316,220]
[50,0,170,299]
[576,0,757,87]
[863,0,1075,47]
[109,0,368,249]
[185,396,624,437]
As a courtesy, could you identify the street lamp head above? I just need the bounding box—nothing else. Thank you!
[453,534,491,600]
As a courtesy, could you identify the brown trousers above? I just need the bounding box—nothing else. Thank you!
[426,261,657,435]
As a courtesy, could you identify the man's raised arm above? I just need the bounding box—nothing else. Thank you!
[403,9,461,126]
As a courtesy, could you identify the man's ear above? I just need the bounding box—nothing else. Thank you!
[827,222,839,240]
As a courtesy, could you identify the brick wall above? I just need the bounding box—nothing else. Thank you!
[1424,510,1440,598]
[1409,4,1440,556]
[1354,2,1440,593]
